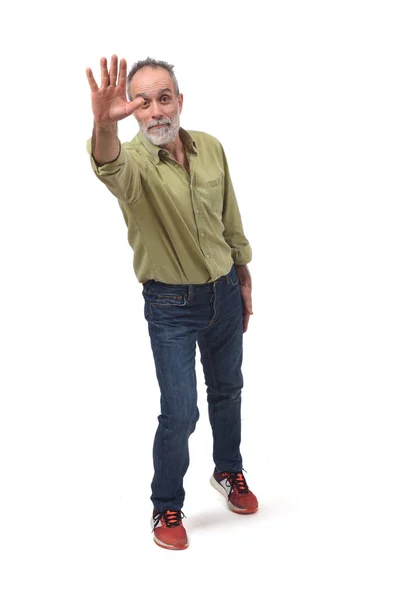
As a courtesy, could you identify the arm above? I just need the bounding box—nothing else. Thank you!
[86,55,145,201]
[86,55,146,165]
[220,145,252,267]
[91,122,120,166]
[220,145,253,332]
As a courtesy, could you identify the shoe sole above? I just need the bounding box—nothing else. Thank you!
[210,476,258,514]
[153,537,188,550]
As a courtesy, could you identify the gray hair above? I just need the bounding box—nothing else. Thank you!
[126,58,180,101]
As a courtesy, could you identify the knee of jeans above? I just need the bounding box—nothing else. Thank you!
[207,388,242,404]
[159,409,199,431]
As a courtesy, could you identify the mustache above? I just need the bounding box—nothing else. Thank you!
[147,118,172,130]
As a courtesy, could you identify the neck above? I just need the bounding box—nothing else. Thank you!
[160,133,184,160]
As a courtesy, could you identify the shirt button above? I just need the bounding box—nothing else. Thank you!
[206,254,210,258]
[196,209,199,213]
[201,232,204,236]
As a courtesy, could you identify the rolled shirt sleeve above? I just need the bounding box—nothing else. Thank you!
[86,138,142,204]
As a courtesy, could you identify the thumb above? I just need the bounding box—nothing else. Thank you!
[128,96,145,115]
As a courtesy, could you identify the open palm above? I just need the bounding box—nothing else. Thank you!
[86,55,143,125]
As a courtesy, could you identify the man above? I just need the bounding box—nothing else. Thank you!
[86,55,258,550]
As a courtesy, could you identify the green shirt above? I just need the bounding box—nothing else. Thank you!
[87,128,252,284]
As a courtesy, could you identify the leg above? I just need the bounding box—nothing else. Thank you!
[144,297,199,513]
[197,267,244,472]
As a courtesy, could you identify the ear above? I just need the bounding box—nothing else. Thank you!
[178,93,183,114]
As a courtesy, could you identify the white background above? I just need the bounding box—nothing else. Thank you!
[1,0,399,598]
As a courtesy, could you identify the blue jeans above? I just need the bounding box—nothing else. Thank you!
[142,263,244,513]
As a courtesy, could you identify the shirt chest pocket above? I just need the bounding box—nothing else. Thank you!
[198,172,224,214]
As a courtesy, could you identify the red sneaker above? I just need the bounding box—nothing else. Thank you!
[151,510,188,550]
[210,470,258,514]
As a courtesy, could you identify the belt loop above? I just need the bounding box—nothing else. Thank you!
[188,284,193,301]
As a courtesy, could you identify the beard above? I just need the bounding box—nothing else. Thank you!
[140,110,181,146]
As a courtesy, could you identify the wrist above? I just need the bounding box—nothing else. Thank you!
[235,264,251,283]
[93,120,118,133]
[235,264,250,273]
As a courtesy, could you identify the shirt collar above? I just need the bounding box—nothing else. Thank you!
[137,127,197,164]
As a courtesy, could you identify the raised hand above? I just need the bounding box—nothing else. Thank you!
[86,55,143,125]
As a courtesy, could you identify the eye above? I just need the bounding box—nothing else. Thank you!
[142,100,149,108]
[161,95,170,102]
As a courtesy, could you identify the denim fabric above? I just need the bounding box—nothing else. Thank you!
[142,263,244,512]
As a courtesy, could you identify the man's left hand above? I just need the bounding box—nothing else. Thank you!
[235,265,253,333]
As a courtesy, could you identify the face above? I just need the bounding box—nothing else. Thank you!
[129,67,183,146]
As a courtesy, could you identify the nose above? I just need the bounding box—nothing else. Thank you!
[150,100,163,120]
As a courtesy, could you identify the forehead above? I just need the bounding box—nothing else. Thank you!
[130,67,175,98]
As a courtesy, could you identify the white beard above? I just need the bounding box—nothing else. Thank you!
[140,111,181,146]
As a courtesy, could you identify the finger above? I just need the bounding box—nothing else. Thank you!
[241,294,253,315]
[127,96,145,114]
[109,54,118,86]
[117,57,127,89]
[243,313,249,333]
[118,96,144,119]
[86,68,99,93]
[100,56,110,88]
[243,291,253,314]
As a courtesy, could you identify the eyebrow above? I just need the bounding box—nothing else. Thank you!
[134,88,173,99]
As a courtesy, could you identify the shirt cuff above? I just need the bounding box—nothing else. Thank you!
[231,243,252,265]
[86,138,122,175]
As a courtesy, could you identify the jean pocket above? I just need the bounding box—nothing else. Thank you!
[228,266,239,286]
[142,287,187,306]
